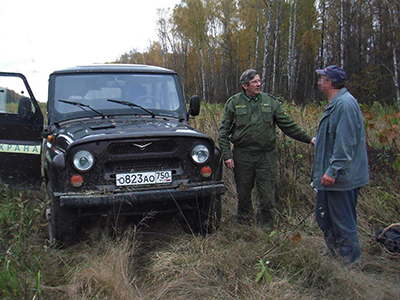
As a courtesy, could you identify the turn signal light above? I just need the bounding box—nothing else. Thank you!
[70,174,84,187]
[200,166,212,178]
[46,135,55,142]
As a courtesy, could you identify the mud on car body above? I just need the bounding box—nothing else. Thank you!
[0,65,225,246]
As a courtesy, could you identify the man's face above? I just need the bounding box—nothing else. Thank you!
[243,74,261,97]
[318,75,331,96]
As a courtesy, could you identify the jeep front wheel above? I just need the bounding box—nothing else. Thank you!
[46,182,78,247]
[202,195,222,234]
[183,195,221,235]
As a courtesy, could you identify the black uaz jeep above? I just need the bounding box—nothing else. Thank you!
[0,65,225,245]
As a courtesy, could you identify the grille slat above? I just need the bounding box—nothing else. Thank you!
[108,140,177,155]
[105,158,181,173]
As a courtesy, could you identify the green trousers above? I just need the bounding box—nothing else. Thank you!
[233,148,277,225]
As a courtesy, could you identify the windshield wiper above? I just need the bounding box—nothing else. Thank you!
[107,99,155,118]
[59,99,104,117]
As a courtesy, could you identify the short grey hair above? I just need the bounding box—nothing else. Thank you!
[239,69,258,90]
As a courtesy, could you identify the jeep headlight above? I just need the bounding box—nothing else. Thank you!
[72,150,95,171]
[191,144,210,164]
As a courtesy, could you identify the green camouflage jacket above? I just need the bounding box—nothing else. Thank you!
[217,92,313,160]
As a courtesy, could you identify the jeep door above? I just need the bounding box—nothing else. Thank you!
[0,72,44,189]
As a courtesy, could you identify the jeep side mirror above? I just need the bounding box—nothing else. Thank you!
[189,95,200,117]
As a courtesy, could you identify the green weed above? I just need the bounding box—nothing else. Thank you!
[255,258,273,283]
[0,189,45,299]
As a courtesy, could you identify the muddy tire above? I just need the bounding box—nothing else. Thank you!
[47,182,78,247]
[182,195,221,235]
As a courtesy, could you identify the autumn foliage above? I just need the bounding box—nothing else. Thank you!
[117,0,400,109]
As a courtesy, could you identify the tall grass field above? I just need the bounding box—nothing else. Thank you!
[1,102,399,299]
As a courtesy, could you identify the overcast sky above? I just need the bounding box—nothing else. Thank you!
[0,0,179,101]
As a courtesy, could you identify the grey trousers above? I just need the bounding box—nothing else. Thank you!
[316,188,361,263]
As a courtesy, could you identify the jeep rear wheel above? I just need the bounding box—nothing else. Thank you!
[46,182,78,247]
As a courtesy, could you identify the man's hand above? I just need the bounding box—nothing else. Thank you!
[310,137,316,147]
[224,159,235,170]
[321,173,335,186]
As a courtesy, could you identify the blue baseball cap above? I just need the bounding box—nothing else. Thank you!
[316,65,346,83]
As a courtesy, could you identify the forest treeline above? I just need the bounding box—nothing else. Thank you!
[115,0,400,108]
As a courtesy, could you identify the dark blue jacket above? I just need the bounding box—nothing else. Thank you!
[312,88,369,191]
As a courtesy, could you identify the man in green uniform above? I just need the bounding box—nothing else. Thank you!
[218,69,315,230]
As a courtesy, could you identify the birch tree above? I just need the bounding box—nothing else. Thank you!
[157,8,172,68]
[238,0,265,71]
[287,0,298,99]
[384,0,400,109]
[172,0,208,101]
[261,0,273,92]
[204,0,219,99]
[255,15,261,68]
[218,0,238,97]
[340,0,344,68]
[271,0,280,93]
[318,0,327,68]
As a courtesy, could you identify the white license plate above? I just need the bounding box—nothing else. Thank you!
[115,170,172,186]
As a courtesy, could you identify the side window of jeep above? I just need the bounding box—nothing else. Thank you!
[0,77,35,115]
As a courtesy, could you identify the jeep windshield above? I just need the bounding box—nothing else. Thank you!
[49,73,184,123]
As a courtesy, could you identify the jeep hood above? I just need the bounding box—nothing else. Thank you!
[53,116,211,149]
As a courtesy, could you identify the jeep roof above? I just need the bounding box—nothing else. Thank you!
[51,64,176,75]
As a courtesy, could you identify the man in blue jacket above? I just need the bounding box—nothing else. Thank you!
[313,65,369,264]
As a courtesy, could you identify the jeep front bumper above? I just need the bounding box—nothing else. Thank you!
[56,182,225,207]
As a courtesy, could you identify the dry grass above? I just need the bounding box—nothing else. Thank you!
[39,230,138,299]
[39,213,400,300]
[66,233,137,299]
